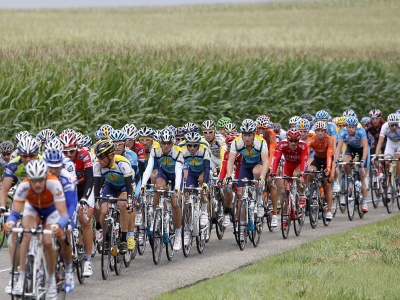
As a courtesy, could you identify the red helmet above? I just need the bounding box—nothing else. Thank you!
[59,132,77,148]
[286,128,301,141]
[225,133,239,145]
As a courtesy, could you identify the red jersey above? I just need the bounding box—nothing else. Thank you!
[219,150,242,180]
[73,148,93,185]
[129,142,145,162]
[272,141,308,175]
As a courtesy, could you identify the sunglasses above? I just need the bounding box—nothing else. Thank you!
[288,139,299,143]
[139,138,152,142]
[300,130,309,133]
[29,177,46,183]
[2,152,11,156]
[161,142,173,146]
[96,154,108,160]
[21,154,37,159]
[389,124,398,127]
[187,144,199,148]
[62,149,76,154]
[126,138,135,142]
[114,142,125,147]
[203,131,215,135]
[175,137,184,141]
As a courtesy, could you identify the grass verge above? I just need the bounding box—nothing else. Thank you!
[160,214,400,299]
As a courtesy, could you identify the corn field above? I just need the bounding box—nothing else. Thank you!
[0,50,399,140]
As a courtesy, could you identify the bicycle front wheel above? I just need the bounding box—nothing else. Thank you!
[23,255,34,298]
[386,177,394,214]
[281,194,290,239]
[309,185,319,229]
[370,168,380,208]
[294,194,304,236]
[215,196,226,240]
[101,219,112,280]
[251,213,263,247]
[166,213,175,261]
[182,203,192,257]
[346,178,355,221]
[237,200,247,250]
[395,178,400,211]
[152,209,162,265]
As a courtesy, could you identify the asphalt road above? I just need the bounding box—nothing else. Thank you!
[0,198,398,300]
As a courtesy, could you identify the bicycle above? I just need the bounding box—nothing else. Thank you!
[377,156,400,213]
[182,186,208,257]
[151,189,175,265]
[95,196,127,280]
[337,161,363,220]
[274,176,304,239]
[306,169,333,228]
[210,177,226,240]
[370,154,383,209]
[134,186,154,257]
[11,225,65,300]
[230,178,263,250]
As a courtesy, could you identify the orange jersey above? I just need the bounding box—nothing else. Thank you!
[14,174,66,209]
[257,129,277,166]
[307,135,335,169]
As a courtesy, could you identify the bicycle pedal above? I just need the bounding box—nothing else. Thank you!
[111,246,118,256]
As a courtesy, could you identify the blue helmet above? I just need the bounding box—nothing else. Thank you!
[315,110,329,120]
[296,118,310,131]
[109,130,127,142]
[345,116,358,126]
[343,109,356,117]
[43,148,64,167]
[360,117,371,124]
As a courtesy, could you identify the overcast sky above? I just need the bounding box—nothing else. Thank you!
[0,0,278,9]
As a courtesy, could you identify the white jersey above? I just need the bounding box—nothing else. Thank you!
[380,122,400,142]
[63,157,77,182]
[206,134,226,170]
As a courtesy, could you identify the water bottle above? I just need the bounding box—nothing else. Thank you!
[319,187,325,199]
[355,180,362,193]
[249,200,255,221]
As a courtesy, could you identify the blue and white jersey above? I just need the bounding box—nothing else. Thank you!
[58,168,78,226]
[181,144,211,173]
[62,157,76,181]
[93,155,133,187]
[124,149,138,168]
[380,122,400,142]
[338,127,367,148]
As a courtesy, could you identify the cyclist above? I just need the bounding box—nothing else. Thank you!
[137,126,159,184]
[43,148,78,293]
[0,136,40,294]
[93,140,135,255]
[272,123,286,143]
[174,126,186,145]
[311,110,338,143]
[365,109,386,156]
[217,117,231,137]
[122,123,146,178]
[225,119,269,221]
[288,116,301,130]
[373,113,400,197]
[5,160,69,299]
[270,128,309,228]
[224,123,238,135]
[36,129,57,151]
[59,131,94,277]
[306,121,335,221]
[335,116,369,213]
[201,120,226,170]
[109,129,140,251]
[181,132,211,231]
[0,141,14,171]
[140,129,184,251]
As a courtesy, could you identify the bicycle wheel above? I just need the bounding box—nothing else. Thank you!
[232,198,241,246]
[321,197,330,226]
[251,213,263,247]
[395,178,400,211]
[35,258,46,300]
[55,243,66,300]
[114,254,122,276]
[182,203,192,257]
[309,185,319,229]
[265,201,274,232]
[339,174,347,213]
[123,249,132,267]
[152,209,162,265]
[386,177,394,214]
[370,168,380,208]
[215,195,225,240]
[281,194,290,239]
[355,184,364,219]
[294,194,304,236]
[346,178,355,221]
[166,212,175,261]
[74,237,85,284]
[237,200,247,250]
[196,227,206,254]
[101,219,112,280]
[138,206,147,256]
[23,255,34,298]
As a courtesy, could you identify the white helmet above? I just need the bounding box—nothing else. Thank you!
[25,160,48,179]
[121,124,137,139]
[289,116,301,125]
[387,113,400,124]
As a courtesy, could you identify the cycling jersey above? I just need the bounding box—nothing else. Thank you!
[14,174,66,209]
[230,134,268,164]
[258,129,277,166]
[58,169,78,226]
[124,149,138,168]
[206,134,226,169]
[144,140,161,169]
[128,142,145,162]
[72,149,93,185]
[272,141,308,175]
[379,122,400,142]
[338,127,367,148]
[62,157,76,181]
[307,135,335,171]
[275,129,286,143]
[93,155,133,187]
[4,155,43,182]
[365,119,386,141]
[219,149,242,180]
[0,155,7,168]
[181,144,211,174]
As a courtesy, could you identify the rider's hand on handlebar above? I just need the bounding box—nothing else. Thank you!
[140,185,146,195]
[324,168,331,177]
[4,221,15,232]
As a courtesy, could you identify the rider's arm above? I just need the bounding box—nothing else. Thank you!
[81,166,94,200]
[375,136,385,156]
[326,137,335,171]
[141,151,155,185]
[219,150,228,180]
[226,140,238,178]
[271,142,283,174]
[267,129,277,167]
[0,176,14,208]
[299,143,309,173]
[124,176,134,199]
[361,137,369,163]
[260,140,269,178]
[174,157,184,191]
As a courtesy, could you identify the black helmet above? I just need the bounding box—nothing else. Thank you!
[95,140,115,159]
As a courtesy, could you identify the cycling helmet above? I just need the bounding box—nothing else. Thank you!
[396,109,400,116]
[25,160,48,179]
[44,138,63,151]
[315,110,329,120]
[94,130,100,140]
[77,135,92,148]
[43,148,64,167]
[109,130,127,142]
[273,123,282,132]
[240,119,256,133]
[159,129,173,143]
[343,109,356,117]
[59,132,77,148]
[137,126,154,137]
[37,129,56,143]
[0,141,14,153]
[369,109,382,118]
[95,140,115,158]
[337,116,346,126]
[286,128,301,141]
[60,128,76,136]
[256,115,270,129]
[224,123,238,133]
[175,126,185,137]
[186,123,199,133]
[289,116,301,125]
[296,119,310,131]
[301,113,313,122]
[217,117,231,129]
[99,124,114,139]
[345,116,358,126]
[360,117,371,124]
[201,120,216,131]
[331,117,339,125]
[387,113,400,124]
[121,124,137,139]
[225,133,239,145]
[153,130,161,142]
[14,131,30,145]
[184,132,201,143]
[314,121,327,130]
[18,137,39,155]
[75,131,83,143]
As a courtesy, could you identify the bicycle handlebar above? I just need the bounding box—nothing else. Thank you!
[12,227,53,235]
